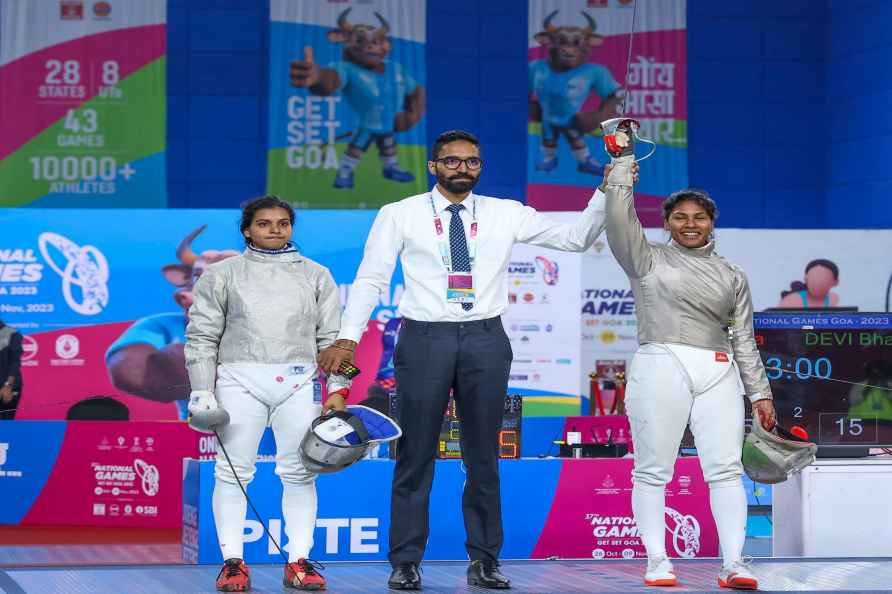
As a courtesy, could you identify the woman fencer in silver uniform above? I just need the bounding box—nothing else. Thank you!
[185,195,347,592]
[602,158,776,590]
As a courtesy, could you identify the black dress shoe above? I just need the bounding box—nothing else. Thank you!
[388,562,421,590]
[467,560,511,589]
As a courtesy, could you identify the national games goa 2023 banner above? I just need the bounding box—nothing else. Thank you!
[0,0,166,208]
[267,0,427,208]
[527,0,686,225]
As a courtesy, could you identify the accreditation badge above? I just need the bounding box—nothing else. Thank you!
[446,273,475,304]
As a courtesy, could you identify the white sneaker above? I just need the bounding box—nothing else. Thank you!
[718,559,758,590]
[644,555,677,587]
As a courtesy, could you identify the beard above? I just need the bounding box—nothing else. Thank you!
[438,171,479,194]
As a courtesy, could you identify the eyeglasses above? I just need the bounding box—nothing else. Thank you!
[433,156,483,170]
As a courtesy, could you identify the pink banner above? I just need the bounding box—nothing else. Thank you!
[17,324,178,421]
[532,457,718,559]
[22,421,209,527]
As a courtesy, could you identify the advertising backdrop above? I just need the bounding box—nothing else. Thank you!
[0,0,167,207]
[527,0,686,225]
[267,0,427,208]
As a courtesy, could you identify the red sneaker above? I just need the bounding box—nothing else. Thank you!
[284,558,327,590]
[216,558,251,592]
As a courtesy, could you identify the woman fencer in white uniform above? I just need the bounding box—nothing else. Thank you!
[602,159,776,590]
[185,196,348,592]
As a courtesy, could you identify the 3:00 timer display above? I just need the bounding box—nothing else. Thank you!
[764,356,832,381]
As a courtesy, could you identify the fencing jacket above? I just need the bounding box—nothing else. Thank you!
[603,177,771,402]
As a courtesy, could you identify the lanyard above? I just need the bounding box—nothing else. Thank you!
[429,193,477,273]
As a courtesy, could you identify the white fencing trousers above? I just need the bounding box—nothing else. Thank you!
[625,343,746,562]
[211,364,321,561]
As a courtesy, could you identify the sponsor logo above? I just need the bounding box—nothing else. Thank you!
[92,1,111,18]
[21,335,38,363]
[535,256,559,285]
[55,334,79,359]
[60,0,83,20]
[0,443,7,466]
[38,232,109,315]
[52,334,84,366]
[512,358,533,364]
[508,293,517,304]
[92,503,106,516]
[133,459,159,496]
[523,293,535,303]
[509,374,528,381]
[715,352,729,363]
[546,324,554,332]
[664,507,701,558]
[600,330,617,344]
[556,358,572,364]
[678,475,692,489]
[588,0,608,6]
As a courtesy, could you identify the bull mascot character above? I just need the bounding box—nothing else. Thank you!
[290,8,426,190]
[105,226,239,418]
[529,10,623,176]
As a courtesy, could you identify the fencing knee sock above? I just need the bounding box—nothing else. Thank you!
[632,481,667,559]
[709,477,747,566]
[283,481,318,562]
[213,480,248,561]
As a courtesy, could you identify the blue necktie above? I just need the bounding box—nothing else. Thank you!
[446,203,473,311]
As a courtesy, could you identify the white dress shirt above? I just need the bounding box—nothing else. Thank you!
[338,186,607,343]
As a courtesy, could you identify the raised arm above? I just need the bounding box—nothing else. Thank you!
[184,268,227,392]
[514,190,606,252]
[603,157,654,278]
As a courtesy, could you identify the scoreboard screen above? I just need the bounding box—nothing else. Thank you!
[754,313,892,448]
[438,394,523,459]
[388,394,523,459]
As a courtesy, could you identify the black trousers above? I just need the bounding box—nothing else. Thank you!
[388,316,512,566]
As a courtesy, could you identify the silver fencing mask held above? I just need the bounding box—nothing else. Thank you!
[742,420,817,484]
[299,410,371,474]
